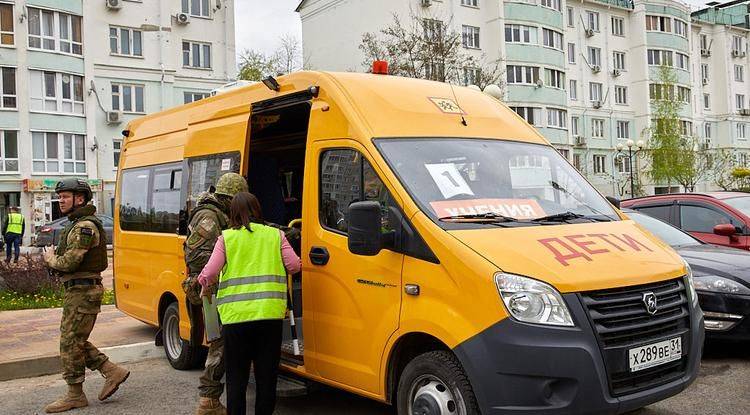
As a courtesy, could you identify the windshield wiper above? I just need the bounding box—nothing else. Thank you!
[532,211,612,223]
[439,213,519,223]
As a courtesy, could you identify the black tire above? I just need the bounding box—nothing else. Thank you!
[162,302,205,370]
[396,351,481,415]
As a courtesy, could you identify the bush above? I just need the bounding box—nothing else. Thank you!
[0,254,61,294]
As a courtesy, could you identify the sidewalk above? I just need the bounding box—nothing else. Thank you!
[0,305,157,380]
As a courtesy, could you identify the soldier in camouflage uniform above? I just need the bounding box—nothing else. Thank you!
[43,178,130,413]
[184,172,248,415]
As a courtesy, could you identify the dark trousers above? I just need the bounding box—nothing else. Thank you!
[4,233,20,261]
[223,319,282,415]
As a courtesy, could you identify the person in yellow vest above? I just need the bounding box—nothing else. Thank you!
[2,206,24,263]
[196,192,300,415]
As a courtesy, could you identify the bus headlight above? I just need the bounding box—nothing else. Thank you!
[683,260,699,307]
[494,273,574,327]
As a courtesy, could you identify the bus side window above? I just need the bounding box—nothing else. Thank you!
[120,168,151,231]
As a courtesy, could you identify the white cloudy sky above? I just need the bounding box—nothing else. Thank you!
[233,0,720,57]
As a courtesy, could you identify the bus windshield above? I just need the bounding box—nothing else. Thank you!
[376,138,618,227]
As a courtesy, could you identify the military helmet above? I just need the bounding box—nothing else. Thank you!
[55,178,93,202]
[214,173,248,197]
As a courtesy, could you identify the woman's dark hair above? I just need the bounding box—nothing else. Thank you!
[229,192,264,231]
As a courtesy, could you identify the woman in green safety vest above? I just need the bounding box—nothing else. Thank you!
[197,192,301,415]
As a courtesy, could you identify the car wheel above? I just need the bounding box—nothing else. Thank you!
[162,302,204,370]
[397,351,481,415]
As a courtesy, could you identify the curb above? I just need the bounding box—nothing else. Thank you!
[0,341,162,382]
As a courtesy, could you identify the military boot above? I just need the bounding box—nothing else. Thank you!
[44,383,88,413]
[195,397,227,415]
[97,360,130,401]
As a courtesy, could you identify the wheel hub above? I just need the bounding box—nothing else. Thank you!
[411,380,458,415]
[164,313,182,360]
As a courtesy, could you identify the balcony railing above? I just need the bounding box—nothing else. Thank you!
[692,8,748,26]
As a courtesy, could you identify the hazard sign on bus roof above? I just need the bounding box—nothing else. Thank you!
[428,97,466,115]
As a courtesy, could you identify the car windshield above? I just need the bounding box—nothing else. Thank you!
[627,211,701,247]
[723,196,750,217]
[375,138,618,227]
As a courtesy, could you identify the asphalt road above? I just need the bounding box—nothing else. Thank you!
[0,341,746,414]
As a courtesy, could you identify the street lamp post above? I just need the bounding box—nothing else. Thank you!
[616,139,645,197]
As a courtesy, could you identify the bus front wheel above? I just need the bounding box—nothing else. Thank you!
[396,350,480,415]
[162,302,203,370]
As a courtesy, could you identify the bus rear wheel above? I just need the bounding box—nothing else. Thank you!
[162,302,204,370]
[396,351,480,415]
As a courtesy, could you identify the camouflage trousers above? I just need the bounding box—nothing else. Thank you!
[60,284,109,385]
[199,337,225,398]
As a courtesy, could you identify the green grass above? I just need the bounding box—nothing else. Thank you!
[0,289,115,311]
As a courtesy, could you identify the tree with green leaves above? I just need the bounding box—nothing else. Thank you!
[358,12,503,90]
[237,35,307,81]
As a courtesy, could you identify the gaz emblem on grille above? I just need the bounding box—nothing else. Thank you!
[642,292,658,315]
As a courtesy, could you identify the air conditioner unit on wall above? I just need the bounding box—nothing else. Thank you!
[702,78,709,85]
[535,78,544,88]
[106,111,122,124]
[700,49,711,57]
[592,100,602,109]
[575,136,587,146]
[421,0,432,7]
[612,69,621,77]
[106,0,122,10]
[585,28,594,38]
[740,108,750,116]
[176,12,190,25]
[592,65,601,73]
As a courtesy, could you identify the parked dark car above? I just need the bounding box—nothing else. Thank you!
[621,192,750,250]
[626,209,750,341]
[34,215,114,247]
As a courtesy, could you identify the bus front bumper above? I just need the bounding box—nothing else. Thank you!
[453,293,704,415]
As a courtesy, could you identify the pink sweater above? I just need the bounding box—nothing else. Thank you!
[197,230,301,288]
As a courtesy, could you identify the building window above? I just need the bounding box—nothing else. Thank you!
[541,0,561,12]
[611,16,624,36]
[557,148,570,160]
[588,47,601,66]
[32,132,86,173]
[545,69,565,89]
[112,83,145,113]
[732,36,745,54]
[28,8,82,55]
[677,86,691,104]
[615,155,631,174]
[567,7,575,27]
[463,67,481,86]
[542,28,563,50]
[505,24,533,43]
[736,65,745,82]
[425,63,445,81]
[462,25,480,48]
[0,130,18,172]
[182,0,210,17]
[593,154,606,174]
[0,67,15,109]
[613,51,626,71]
[592,118,605,138]
[586,11,599,32]
[423,19,443,41]
[616,120,630,139]
[182,41,212,69]
[110,26,142,57]
[646,15,670,33]
[0,3,14,46]
[113,139,121,168]
[737,94,745,110]
[700,34,709,51]
[184,91,209,104]
[738,123,747,139]
[647,49,673,66]
[506,65,540,85]
[701,64,709,80]
[589,82,603,102]
[567,42,575,64]
[615,85,627,105]
[649,84,674,100]
[675,53,689,70]
[571,116,579,136]
[680,120,692,136]
[461,0,479,6]
[704,93,710,110]
[705,122,712,139]
[29,71,84,114]
[674,19,687,37]
[510,106,542,126]
[573,153,583,171]
[569,79,577,100]
[547,108,567,129]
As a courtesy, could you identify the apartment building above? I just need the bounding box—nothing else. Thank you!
[0,0,235,243]
[298,0,750,197]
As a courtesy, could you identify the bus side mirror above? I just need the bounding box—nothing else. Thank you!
[347,201,383,256]
[606,196,621,209]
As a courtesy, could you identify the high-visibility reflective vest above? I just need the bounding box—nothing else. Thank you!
[216,223,287,324]
[6,213,23,235]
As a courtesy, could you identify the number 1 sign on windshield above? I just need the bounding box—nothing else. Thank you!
[425,163,475,199]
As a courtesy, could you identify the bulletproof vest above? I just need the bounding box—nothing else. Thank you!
[57,215,108,274]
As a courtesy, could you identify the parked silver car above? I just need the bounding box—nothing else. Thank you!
[34,215,114,246]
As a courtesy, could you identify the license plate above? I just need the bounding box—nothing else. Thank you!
[628,337,682,372]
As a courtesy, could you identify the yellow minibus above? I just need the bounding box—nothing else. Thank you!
[114,71,703,414]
